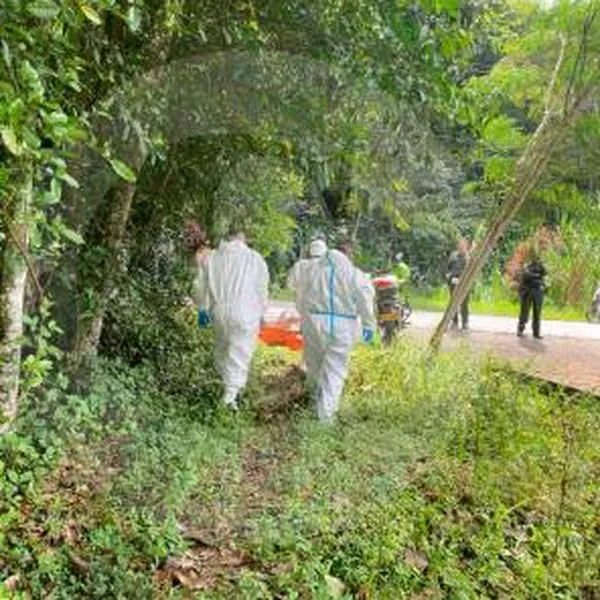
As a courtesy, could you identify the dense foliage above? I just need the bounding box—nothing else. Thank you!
[1,342,599,597]
[1,0,600,595]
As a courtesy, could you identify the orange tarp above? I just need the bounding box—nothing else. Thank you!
[259,310,303,351]
[259,324,303,351]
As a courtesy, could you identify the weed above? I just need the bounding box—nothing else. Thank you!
[1,342,599,598]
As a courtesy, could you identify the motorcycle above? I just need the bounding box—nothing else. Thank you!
[371,273,412,345]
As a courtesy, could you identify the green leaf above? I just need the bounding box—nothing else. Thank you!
[58,172,79,189]
[19,60,44,99]
[484,156,514,183]
[59,225,84,245]
[1,39,11,70]
[109,158,137,183]
[79,4,102,25]
[50,178,62,203]
[21,127,41,150]
[1,127,21,156]
[126,6,141,32]
[8,98,25,124]
[46,110,68,125]
[26,0,60,20]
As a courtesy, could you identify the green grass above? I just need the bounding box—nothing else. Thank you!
[410,287,587,321]
[1,342,599,598]
[270,286,295,303]
[272,284,587,321]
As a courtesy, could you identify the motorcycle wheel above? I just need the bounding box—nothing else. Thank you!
[401,300,412,326]
[380,320,399,345]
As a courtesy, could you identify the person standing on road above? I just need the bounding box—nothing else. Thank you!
[298,241,376,423]
[517,244,547,339]
[393,252,411,286]
[197,225,269,409]
[446,238,471,331]
[588,283,600,323]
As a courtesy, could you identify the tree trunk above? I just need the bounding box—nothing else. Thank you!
[0,164,32,432]
[70,143,147,378]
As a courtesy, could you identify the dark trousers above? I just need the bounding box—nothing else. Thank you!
[518,287,544,336]
[449,284,469,328]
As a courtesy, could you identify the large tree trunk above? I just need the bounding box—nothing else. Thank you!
[70,142,147,379]
[429,37,577,351]
[0,164,33,432]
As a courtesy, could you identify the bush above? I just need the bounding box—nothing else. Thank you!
[2,341,599,598]
[100,268,222,412]
[543,224,600,310]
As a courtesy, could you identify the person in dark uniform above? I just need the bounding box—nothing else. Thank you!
[517,247,547,339]
[446,238,471,330]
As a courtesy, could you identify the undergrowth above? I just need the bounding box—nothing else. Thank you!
[1,331,599,598]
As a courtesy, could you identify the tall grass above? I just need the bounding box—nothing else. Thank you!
[411,278,586,321]
[1,342,598,598]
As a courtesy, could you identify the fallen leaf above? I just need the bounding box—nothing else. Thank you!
[70,554,89,575]
[171,568,206,590]
[3,574,20,591]
[176,522,216,547]
[409,590,443,600]
[325,574,346,598]
[404,548,429,572]
[269,562,294,576]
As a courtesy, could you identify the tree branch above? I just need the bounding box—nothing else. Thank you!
[563,3,598,114]
[2,216,44,300]
[544,33,567,116]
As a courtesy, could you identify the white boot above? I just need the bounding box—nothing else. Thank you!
[223,386,239,410]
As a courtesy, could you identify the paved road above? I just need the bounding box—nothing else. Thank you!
[267,301,600,340]
[266,301,600,394]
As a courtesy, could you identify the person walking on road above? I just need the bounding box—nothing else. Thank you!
[517,244,547,339]
[446,238,471,331]
[297,241,376,423]
[197,225,269,409]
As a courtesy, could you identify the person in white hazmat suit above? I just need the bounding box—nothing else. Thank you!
[197,227,269,409]
[298,244,376,423]
[287,238,328,372]
[287,238,328,314]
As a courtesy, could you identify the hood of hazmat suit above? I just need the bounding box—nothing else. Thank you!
[287,240,328,314]
[309,239,327,258]
[203,239,269,406]
[299,249,375,422]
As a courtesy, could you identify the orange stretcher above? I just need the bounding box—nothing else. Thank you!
[259,310,303,352]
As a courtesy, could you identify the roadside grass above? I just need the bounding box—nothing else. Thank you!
[1,341,599,598]
[409,288,586,322]
[271,285,587,321]
[270,286,295,303]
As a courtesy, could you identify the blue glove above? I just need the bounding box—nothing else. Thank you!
[362,327,374,343]
[198,309,211,328]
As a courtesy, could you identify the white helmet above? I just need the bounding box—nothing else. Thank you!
[309,239,327,258]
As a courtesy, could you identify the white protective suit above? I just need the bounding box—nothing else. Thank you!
[286,239,328,314]
[191,248,212,306]
[200,238,269,407]
[298,249,375,422]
